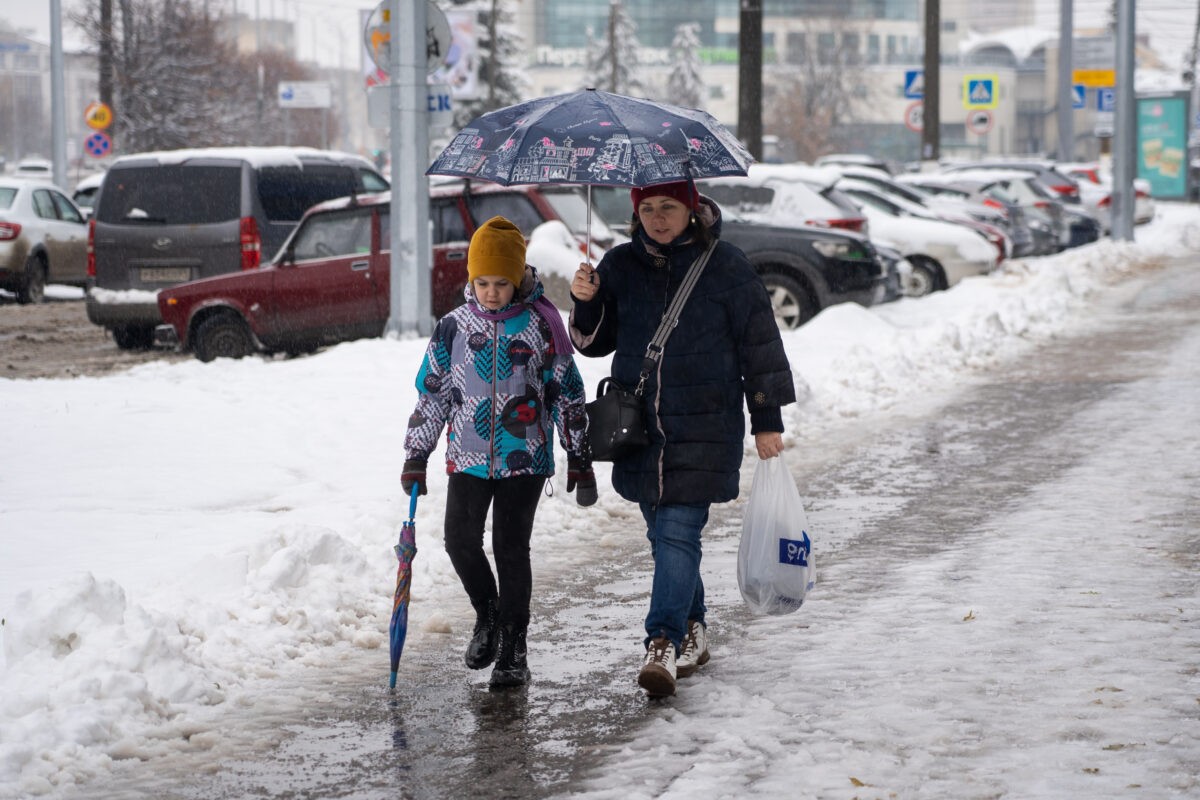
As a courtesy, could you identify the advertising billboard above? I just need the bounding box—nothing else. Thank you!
[1136,92,1191,201]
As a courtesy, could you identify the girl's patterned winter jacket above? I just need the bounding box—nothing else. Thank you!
[404,272,588,479]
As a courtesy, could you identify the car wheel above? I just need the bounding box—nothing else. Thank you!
[761,272,818,331]
[16,254,46,304]
[904,258,941,297]
[112,325,155,350]
[194,313,254,362]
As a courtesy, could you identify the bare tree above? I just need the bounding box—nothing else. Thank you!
[71,0,330,153]
[764,18,868,162]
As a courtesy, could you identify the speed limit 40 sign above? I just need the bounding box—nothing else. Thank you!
[84,101,113,130]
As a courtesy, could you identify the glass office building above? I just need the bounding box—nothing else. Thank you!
[532,0,917,50]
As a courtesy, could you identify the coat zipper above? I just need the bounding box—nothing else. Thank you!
[489,318,499,479]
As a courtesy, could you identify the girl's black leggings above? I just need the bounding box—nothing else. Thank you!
[443,472,545,630]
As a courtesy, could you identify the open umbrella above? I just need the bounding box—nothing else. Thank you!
[426,88,754,249]
[389,487,419,689]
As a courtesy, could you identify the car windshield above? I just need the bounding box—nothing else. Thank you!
[95,165,241,224]
[0,188,15,209]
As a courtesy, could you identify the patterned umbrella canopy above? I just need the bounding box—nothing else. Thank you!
[427,88,753,189]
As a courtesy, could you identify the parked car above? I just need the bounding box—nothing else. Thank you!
[0,178,89,303]
[155,178,625,362]
[874,241,914,303]
[813,153,900,175]
[12,158,55,182]
[941,159,1083,205]
[831,165,1011,234]
[698,168,868,234]
[589,184,886,330]
[71,171,105,219]
[896,173,1038,258]
[833,181,999,297]
[833,176,1012,263]
[430,177,618,261]
[87,146,389,349]
[937,168,1070,254]
[1059,161,1155,228]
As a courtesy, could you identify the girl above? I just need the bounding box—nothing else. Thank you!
[403,216,596,688]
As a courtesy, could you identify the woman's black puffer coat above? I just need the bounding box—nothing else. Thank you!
[570,200,796,505]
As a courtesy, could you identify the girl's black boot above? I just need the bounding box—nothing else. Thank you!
[488,624,530,688]
[464,598,498,669]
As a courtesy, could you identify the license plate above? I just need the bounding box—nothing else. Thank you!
[140,267,191,283]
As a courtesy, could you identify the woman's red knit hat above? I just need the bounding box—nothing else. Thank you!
[630,180,700,211]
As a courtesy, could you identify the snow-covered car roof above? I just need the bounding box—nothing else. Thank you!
[109,146,374,170]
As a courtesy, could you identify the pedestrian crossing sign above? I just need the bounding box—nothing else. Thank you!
[963,75,999,109]
[904,69,924,99]
[1072,84,1086,109]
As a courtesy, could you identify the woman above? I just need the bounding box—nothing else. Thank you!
[403,215,597,689]
[570,180,796,698]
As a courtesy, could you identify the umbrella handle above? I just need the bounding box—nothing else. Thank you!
[408,485,419,520]
[585,184,593,266]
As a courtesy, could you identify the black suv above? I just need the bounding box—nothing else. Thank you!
[86,147,388,349]
[590,186,885,330]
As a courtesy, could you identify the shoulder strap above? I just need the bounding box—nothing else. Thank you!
[635,240,718,395]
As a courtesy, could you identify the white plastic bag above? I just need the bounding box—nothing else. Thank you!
[737,457,816,615]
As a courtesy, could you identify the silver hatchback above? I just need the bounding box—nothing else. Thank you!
[0,178,89,304]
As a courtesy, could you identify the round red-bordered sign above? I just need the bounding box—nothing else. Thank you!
[84,131,112,158]
[904,101,923,133]
[966,109,994,135]
[84,101,113,130]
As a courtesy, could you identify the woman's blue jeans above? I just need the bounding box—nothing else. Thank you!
[639,502,710,653]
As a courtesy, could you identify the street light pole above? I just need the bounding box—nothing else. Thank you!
[1111,0,1136,241]
[1056,0,1073,160]
[49,0,68,189]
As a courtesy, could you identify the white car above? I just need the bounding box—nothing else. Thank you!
[836,179,999,297]
[699,165,869,235]
[1059,161,1154,227]
[12,158,55,181]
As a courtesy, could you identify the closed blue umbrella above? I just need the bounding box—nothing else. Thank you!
[389,488,419,689]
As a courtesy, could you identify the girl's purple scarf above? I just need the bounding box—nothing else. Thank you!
[469,294,574,355]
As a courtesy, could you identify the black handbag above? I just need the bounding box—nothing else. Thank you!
[585,241,717,462]
[586,377,650,461]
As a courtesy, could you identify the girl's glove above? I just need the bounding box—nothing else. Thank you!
[567,457,597,507]
[401,459,427,496]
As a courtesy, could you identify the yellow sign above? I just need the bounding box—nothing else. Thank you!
[962,75,999,109]
[1073,69,1115,88]
[84,101,113,130]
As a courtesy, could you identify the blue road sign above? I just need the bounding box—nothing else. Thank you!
[84,131,112,158]
[964,76,998,109]
[1098,88,1115,113]
[904,70,924,99]
[1071,84,1086,109]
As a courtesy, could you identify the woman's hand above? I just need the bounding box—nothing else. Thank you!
[571,262,598,301]
[755,431,784,459]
